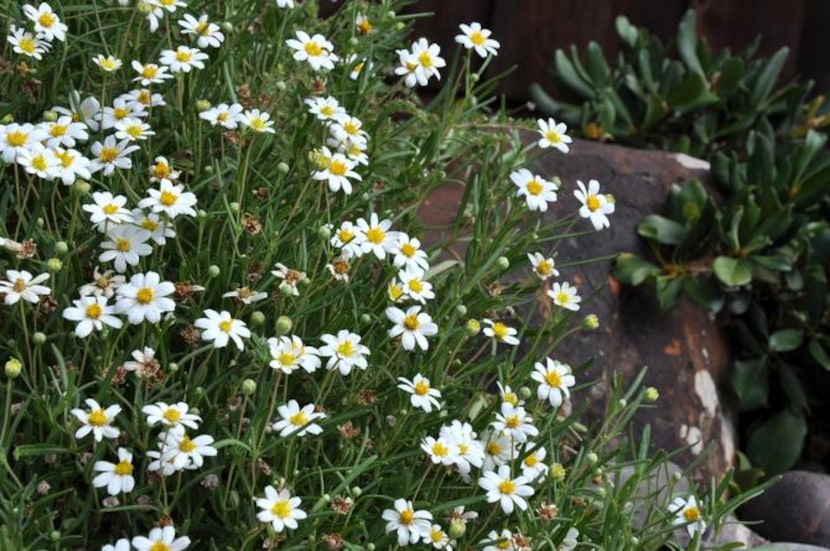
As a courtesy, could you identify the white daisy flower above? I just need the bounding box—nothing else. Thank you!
[531,357,575,408]
[241,108,276,134]
[155,426,218,471]
[304,96,345,121]
[285,30,338,71]
[128,208,176,246]
[92,447,135,496]
[382,498,432,547]
[78,266,124,298]
[159,45,209,72]
[62,295,123,338]
[547,281,582,311]
[318,329,370,375]
[131,60,174,86]
[114,271,176,325]
[455,22,500,58]
[519,443,548,482]
[16,145,60,180]
[92,54,122,72]
[482,319,520,346]
[482,431,515,473]
[478,464,535,514]
[42,116,89,149]
[537,117,572,152]
[267,335,321,374]
[101,538,131,551]
[272,400,326,438]
[391,234,430,272]
[199,102,243,129]
[114,117,155,142]
[669,495,707,537]
[510,168,558,212]
[178,13,224,49]
[131,525,190,551]
[0,122,47,162]
[99,224,153,273]
[420,435,455,466]
[398,266,434,304]
[138,179,198,219]
[0,270,50,305]
[83,191,131,231]
[7,24,50,60]
[491,402,539,443]
[356,213,396,260]
[397,373,442,413]
[482,529,516,551]
[89,135,140,176]
[142,401,202,430]
[575,179,615,230]
[528,252,559,281]
[70,398,121,442]
[194,309,251,350]
[386,305,438,351]
[311,146,361,195]
[256,485,308,532]
[53,147,92,185]
[23,2,68,42]
[330,220,365,258]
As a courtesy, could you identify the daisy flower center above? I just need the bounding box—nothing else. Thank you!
[115,238,131,252]
[125,125,144,138]
[684,506,701,522]
[537,261,552,275]
[524,453,539,467]
[101,58,118,70]
[179,435,197,453]
[85,302,103,319]
[586,194,601,211]
[99,147,119,163]
[343,121,360,135]
[388,284,404,300]
[163,407,181,423]
[430,528,445,543]
[271,499,292,519]
[278,351,297,366]
[141,218,159,231]
[56,150,74,167]
[418,51,434,68]
[555,292,572,305]
[329,159,348,176]
[358,20,373,34]
[320,105,335,117]
[366,227,385,244]
[32,155,48,171]
[305,41,323,57]
[159,190,178,206]
[545,130,562,144]
[13,278,27,293]
[218,319,234,333]
[103,204,120,215]
[498,541,512,550]
[338,229,354,243]
[19,38,37,54]
[545,370,562,387]
[39,13,57,27]
[498,479,516,494]
[142,66,159,79]
[115,460,134,475]
[88,409,108,426]
[492,322,508,339]
[176,50,193,63]
[153,164,171,178]
[336,340,354,358]
[136,287,155,304]
[217,111,229,122]
[409,279,425,294]
[114,107,130,119]
[403,314,420,331]
[526,178,543,196]
[149,541,170,551]
[399,509,414,525]
[400,243,416,257]
[505,414,520,429]
[414,379,430,396]
[470,30,486,46]
[503,392,518,405]
[7,131,28,147]
[196,21,209,33]
[250,117,268,131]
[137,91,152,104]
[50,124,67,137]
[431,441,448,456]
[333,260,349,274]
[486,441,502,456]
[290,411,309,426]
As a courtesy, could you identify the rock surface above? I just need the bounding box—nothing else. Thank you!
[741,470,830,547]
[419,137,736,483]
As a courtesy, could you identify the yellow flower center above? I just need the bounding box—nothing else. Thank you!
[524,453,539,467]
[414,379,430,396]
[100,58,119,71]
[431,441,448,456]
[329,159,348,176]
[217,111,229,122]
[407,279,424,293]
[137,90,152,105]
[159,190,178,206]
[196,21,209,34]
[526,178,543,196]
[39,12,57,27]
[141,65,159,79]
[218,319,234,333]
[56,150,74,167]
[399,509,414,525]
[103,204,119,215]
[32,154,48,171]
[366,227,385,245]
[343,121,360,135]
[85,302,103,319]
[491,322,509,339]
[555,292,571,305]
[338,229,354,243]
[305,41,323,57]
[114,460,134,476]
[114,107,130,119]
[19,38,37,54]
[179,435,197,453]
[537,260,552,276]
[332,259,349,275]
[278,352,297,366]
[503,392,518,406]
[271,499,292,519]
[498,540,512,550]
[400,243,416,257]
[545,370,562,388]
[320,105,334,117]
[153,163,171,179]
[545,130,562,144]
[505,414,520,429]
[163,407,181,423]
[88,409,108,426]
[486,441,502,456]
[498,479,516,495]
[6,131,28,147]
[290,411,308,426]
[149,542,170,551]
[136,287,154,304]
[586,194,601,212]
[12,278,27,293]
[50,124,67,137]
[250,117,268,131]
[403,314,420,331]
[336,340,354,358]
[684,506,701,522]
[418,51,434,68]
[358,20,373,34]
[176,50,193,63]
[115,238,131,252]
[125,125,144,138]
[141,218,159,231]
[470,30,486,46]
[388,283,404,301]
[99,147,119,163]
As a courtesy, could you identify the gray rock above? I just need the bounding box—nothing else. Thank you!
[758,544,830,551]
[741,471,830,546]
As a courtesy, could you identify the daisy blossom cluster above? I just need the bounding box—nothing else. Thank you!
[0,3,731,550]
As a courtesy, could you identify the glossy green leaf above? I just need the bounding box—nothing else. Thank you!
[586,42,610,85]
[677,9,704,76]
[746,408,806,475]
[615,15,639,48]
[808,339,830,371]
[713,256,752,286]
[614,253,662,286]
[731,358,768,412]
[655,275,683,311]
[638,214,687,245]
[682,276,725,312]
[554,49,595,98]
[768,329,804,352]
[750,47,789,106]
[778,363,809,412]
[715,57,745,99]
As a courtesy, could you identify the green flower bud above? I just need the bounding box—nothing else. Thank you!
[190,407,201,416]
[582,314,599,330]
[448,518,466,539]
[348,36,359,47]
[496,256,509,270]
[4,358,22,378]
[277,162,290,174]
[197,208,208,217]
[275,315,292,335]
[241,379,257,396]
[250,311,266,327]
[644,387,659,402]
[229,201,240,213]
[618,398,627,408]
[220,21,233,33]
[207,265,221,278]
[195,99,212,112]
[203,166,214,174]
[359,313,371,325]
[0,114,14,124]
[194,386,206,397]
[53,241,69,256]
[46,258,62,272]
[317,224,332,240]
[351,486,362,497]
[49,531,60,542]
[168,362,179,373]
[275,81,287,92]
[519,386,532,400]
[550,462,567,482]
[586,452,599,465]
[32,332,47,346]
[72,180,91,195]
[43,110,58,122]
[278,281,295,296]
[454,304,467,316]
[464,319,480,336]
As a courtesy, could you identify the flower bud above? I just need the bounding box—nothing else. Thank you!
[46,258,62,272]
[464,319,480,336]
[250,311,266,327]
[72,180,91,195]
[4,358,22,378]
[350,486,362,497]
[229,201,240,213]
[454,304,467,316]
[43,110,58,122]
[586,452,599,465]
[348,37,359,47]
[277,162,290,174]
[317,224,331,240]
[582,314,599,330]
[496,256,510,270]
[220,21,233,33]
[168,362,179,373]
[53,241,69,256]
[278,282,295,296]
[0,114,14,124]
[241,379,257,396]
[275,81,287,92]
[359,313,371,325]
[207,265,220,278]
[197,208,208,217]
[550,462,566,482]
[618,398,627,408]
[195,99,211,112]
[519,386,532,400]
[275,315,292,335]
[448,518,466,539]
[49,531,60,542]
[32,332,47,346]
[644,387,659,402]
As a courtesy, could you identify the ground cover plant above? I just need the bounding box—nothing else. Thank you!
[0,1,763,549]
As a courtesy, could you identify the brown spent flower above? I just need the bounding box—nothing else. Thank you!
[330,496,353,515]
[321,533,344,550]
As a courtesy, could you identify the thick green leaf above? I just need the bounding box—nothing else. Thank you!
[655,275,683,311]
[586,41,610,85]
[808,339,830,371]
[666,72,706,107]
[804,265,828,326]
[749,47,789,106]
[677,9,704,76]
[614,253,661,286]
[778,363,809,412]
[716,57,745,99]
[746,409,806,475]
[641,94,668,129]
[747,132,775,186]
[615,15,639,48]
[713,256,752,286]
[682,276,725,312]
[637,214,687,245]
[768,329,804,352]
[554,49,595,98]
[731,358,768,412]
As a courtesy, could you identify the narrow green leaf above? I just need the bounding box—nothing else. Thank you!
[750,47,789,106]
[677,10,704,76]
[615,15,639,48]
[554,49,595,98]
[585,42,610,85]
[808,339,830,370]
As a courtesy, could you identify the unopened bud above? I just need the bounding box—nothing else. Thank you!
[644,387,659,402]
[582,314,599,330]
[350,486,362,497]
[207,265,220,278]
[220,21,233,33]
[277,162,290,174]
[4,358,22,378]
[46,258,62,272]
[43,110,58,122]
[464,319,480,336]
[32,332,47,346]
[275,315,292,335]
[241,379,257,396]
[195,99,211,112]
[448,518,466,539]
[586,452,599,465]
[278,282,295,296]
[359,313,371,325]
[496,256,510,270]
[550,462,567,482]
[250,311,266,327]
[72,180,91,195]
[317,224,331,240]
[53,241,68,256]
[168,362,179,373]
[454,304,467,316]
[519,386,532,400]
